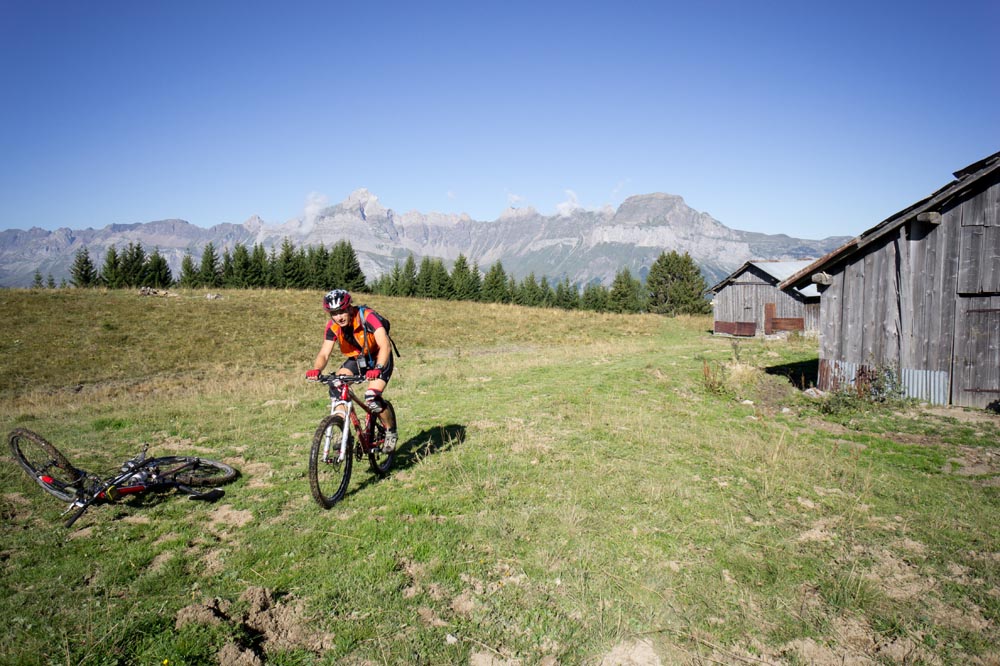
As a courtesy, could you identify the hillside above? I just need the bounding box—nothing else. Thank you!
[2,289,996,664]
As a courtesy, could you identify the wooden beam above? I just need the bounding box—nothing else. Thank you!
[812,272,833,285]
[917,211,942,225]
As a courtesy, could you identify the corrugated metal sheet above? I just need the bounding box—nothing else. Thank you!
[820,359,950,405]
[899,367,951,405]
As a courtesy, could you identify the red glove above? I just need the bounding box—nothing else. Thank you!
[306,369,320,380]
[365,368,382,381]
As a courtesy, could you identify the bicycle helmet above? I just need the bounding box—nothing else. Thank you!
[322,289,352,313]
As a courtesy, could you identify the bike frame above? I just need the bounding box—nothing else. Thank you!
[323,376,375,463]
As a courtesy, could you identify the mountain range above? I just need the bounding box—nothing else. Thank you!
[0,189,849,288]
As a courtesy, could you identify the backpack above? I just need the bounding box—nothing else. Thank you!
[357,305,401,359]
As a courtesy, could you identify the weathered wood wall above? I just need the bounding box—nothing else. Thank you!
[818,173,1000,408]
[713,265,816,336]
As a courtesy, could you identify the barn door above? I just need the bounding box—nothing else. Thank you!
[952,296,1000,409]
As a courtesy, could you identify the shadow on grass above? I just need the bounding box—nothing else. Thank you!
[765,358,818,390]
[392,423,467,471]
[345,424,467,499]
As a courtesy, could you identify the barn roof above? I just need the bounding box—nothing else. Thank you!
[708,260,820,297]
[780,150,1000,291]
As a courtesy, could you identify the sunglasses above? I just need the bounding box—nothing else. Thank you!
[328,309,347,316]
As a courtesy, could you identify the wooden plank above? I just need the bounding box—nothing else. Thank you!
[921,215,941,371]
[764,302,776,335]
[958,225,985,294]
[901,221,921,369]
[938,207,962,377]
[881,236,901,366]
[821,270,844,361]
[980,227,1000,292]
[772,317,805,332]
[861,250,879,363]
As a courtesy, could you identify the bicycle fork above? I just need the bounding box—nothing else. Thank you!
[325,398,353,463]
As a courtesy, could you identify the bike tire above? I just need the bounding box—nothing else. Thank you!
[8,428,82,503]
[367,401,396,477]
[149,456,238,487]
[309,414,353,509]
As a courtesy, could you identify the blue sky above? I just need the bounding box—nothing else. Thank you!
[1,0,997,239]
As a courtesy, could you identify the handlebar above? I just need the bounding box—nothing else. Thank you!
[311,374,367,385]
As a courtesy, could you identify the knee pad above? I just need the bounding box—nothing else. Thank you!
[365,389,385,413]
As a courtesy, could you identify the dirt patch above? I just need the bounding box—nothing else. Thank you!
[599,639,662,665]
[147,550,174,573]
[177,586,333,665]
[797,517,840,543]
[239,461,277,489]
[154,434,217,455]
[207,504,254,532]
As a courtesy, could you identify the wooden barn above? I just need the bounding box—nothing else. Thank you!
[781,150,1000,409]
[708,260,820,337]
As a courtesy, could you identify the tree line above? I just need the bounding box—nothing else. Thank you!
[58,239,710,315]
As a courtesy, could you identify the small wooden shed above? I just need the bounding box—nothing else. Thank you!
[781,150,1000,409]
[708,260,820,337]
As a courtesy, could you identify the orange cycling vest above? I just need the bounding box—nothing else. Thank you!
[326,309,383,359]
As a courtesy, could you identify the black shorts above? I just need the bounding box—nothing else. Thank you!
[339,355,394,382]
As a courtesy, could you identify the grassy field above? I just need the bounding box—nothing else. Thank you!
[1,288,998,665]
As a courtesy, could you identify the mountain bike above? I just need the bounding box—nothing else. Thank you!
[308,374,396,508]
[8,427,238,528]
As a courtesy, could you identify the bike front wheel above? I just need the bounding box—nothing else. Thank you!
[8,428,82,502]
[150,456,238,486]
[309,414,353,509]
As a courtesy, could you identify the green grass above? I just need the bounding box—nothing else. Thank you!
[1,289,998,665]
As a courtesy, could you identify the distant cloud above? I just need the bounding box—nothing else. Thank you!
[506,192,524,207]
[302,192,329,234]
[447,190,457,200]
[556,189,583,217]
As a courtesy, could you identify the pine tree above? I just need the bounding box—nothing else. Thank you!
[646,250,711,315]
[450,254,478,301]
[468,261,483,302]
[306,244,330,289]
[145,248,173,288]
[46,274,56,289]
[538,276,555,307]
[517,273,542,306]
[416,257,435,297]
[607,268,645,313]
[248,244,268,288]
[200,242,221,288]
[32,271,43,288]
[221,249,234,287]
[274,238,298,288]
[179,253,200,287]
[397,255,418,297]
[230,243,252,288]
[427,258,452,299]
[70,248,99,288]
[101,246,123,289]
[554,277,579,310]
[120,242,148,287]
[327,240,366,292]
[481,261,510,303]
[581,282,608,312]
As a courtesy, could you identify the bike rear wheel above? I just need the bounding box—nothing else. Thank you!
[149,456,238,486]
[367,401,396,477]
[309,414,353,509]
[8,428,82,502]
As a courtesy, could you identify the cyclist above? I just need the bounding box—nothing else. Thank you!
[306,289,399,452]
